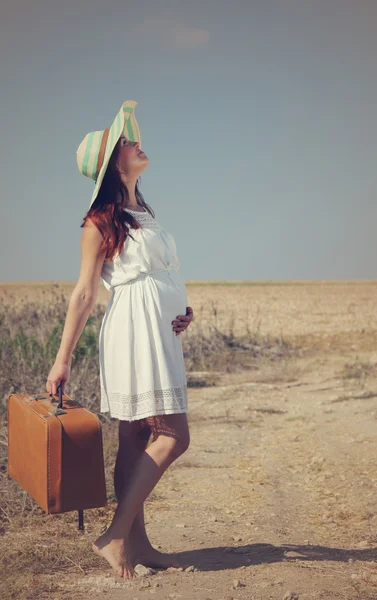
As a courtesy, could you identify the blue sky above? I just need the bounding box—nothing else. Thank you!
[1,0,377,281]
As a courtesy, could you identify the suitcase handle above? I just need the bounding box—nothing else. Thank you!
[32,384,65,415]
[55,383,63,409]
[46,384,63,409]
[48,384,65,415]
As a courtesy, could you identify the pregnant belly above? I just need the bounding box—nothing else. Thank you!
[107,268,188,326]
[149,269,188,320]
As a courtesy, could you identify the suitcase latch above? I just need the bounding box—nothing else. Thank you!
[42,408,67,417]
[54,407,67,416]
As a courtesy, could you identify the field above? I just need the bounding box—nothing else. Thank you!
[1,280,377,600]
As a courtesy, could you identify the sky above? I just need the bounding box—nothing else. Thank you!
[1,0,377,282]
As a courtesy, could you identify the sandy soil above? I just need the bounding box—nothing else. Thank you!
[26,345,377,600]
[2,280,377,599]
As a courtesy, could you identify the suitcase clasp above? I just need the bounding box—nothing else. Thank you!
[33,384,67,416]
[41,407,67,417]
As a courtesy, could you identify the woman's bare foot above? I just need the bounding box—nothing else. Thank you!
[131,545,188,570]
[92,532,135,580]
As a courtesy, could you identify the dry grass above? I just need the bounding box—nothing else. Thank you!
[0,283,299,417]
[0,282,298,598]
[1,279,377,598]
[2,279,377,346]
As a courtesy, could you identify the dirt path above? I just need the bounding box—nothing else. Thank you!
[37,348,377,599]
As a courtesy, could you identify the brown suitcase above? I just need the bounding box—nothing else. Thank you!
[7,384,107,530]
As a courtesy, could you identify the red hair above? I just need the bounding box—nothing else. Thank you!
[80,138,154,262]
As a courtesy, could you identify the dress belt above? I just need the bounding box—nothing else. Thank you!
[143,267,181,292]
[115,267,181,292]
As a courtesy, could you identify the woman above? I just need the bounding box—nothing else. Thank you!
[46,100,194,581]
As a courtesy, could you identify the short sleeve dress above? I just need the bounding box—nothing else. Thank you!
[98,207,189,421]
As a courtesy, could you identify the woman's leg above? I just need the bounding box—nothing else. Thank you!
[125,415,192,569]
[93,412,190,580]
[113,418,154,553]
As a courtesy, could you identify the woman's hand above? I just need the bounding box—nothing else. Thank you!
[172,306,194,335]
[46,359,71,397]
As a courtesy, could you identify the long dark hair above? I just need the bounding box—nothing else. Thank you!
[80,138,154,262]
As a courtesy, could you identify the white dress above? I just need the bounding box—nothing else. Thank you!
[98,207,189,421]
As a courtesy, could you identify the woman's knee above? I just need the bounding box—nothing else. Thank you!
[148,413,190,456]
[157,433,190,459]
[171,429,190,455]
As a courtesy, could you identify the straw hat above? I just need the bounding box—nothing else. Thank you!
[76,100,142,209]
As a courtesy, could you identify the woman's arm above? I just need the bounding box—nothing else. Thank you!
[46,219,107,395]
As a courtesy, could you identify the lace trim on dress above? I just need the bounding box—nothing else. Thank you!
[100,385,188,421]
[124,209,160,230]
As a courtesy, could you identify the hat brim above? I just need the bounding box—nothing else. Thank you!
[88,100,141,209]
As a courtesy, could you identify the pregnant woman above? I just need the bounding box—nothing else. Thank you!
[46,100,194,580]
